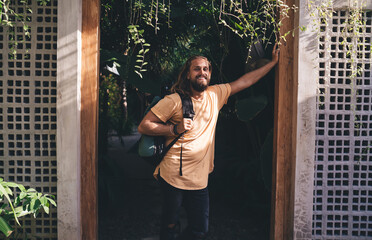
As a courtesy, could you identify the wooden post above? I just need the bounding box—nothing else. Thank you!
[271,0,299,239]
[81,0,100,239]
[58,0,100,238]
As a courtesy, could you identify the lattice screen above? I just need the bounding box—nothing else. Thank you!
[0,0,57,239]
[314,10,372,239]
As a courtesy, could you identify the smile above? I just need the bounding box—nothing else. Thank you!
[197,76,207,80]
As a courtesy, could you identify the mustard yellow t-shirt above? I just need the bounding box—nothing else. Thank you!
[151,84,231,190]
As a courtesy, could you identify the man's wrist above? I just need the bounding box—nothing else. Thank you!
[169,124,175,136]
[173,124,181,135]
[270,59,278,65]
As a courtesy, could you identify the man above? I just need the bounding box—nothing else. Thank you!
[138,44,279,240]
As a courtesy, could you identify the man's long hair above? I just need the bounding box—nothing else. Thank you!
[170,55,212,96]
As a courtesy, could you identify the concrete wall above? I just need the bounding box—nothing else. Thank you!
[293,1,318,239]
[294,1,372,239]
[57,0,82,238]
[0,0,58,238]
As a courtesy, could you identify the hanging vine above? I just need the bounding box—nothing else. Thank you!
[126,0,172,78]
[217,0,298,62]
[307,0,372,164]
[0,0,49,57]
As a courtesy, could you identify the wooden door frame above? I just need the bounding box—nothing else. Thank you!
[81,0,100,239]
[77,0,299,238]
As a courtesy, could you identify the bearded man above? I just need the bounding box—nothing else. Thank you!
[138,45,279,240]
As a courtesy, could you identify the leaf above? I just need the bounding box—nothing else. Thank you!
[112,57,162,95]
[5,182,19,188]
[27,188,36,193]
[19,192,27,200]
[33,200,41,213]
[30,198,36,211]
[17,184,26,192]
[0,183,19,225]
[0,216,13,237]
[4,187,12,196]
[12,206,28,218]
[42,205,49,214]
[234,21,244,31]
[14,196,21,206]
[40,196,47,205]
[100,49,128,66]
[236,95,268,121]
[46,197,56,207]
[134,70,143,78]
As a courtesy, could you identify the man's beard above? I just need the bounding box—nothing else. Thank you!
[190,75,209,92]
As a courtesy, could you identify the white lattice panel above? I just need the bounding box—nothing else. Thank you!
[0,0,57,239]
[314,10,372,239]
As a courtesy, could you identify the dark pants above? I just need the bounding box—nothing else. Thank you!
[159,177,209,240]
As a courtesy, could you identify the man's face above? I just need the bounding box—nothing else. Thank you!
[188,58,211,92]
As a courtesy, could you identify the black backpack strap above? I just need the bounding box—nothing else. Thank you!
[180,94,195,120]
[161,94,194,153]
[160,93,194,176]
[161,132,184,157]
[178,94,194,176]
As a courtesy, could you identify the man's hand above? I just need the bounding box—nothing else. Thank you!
[272,42,280,64]
[138,111,174,136]
[176,118,193,134]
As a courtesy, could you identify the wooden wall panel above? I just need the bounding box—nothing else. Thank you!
[81,0,100,239]
[270,0,299,239]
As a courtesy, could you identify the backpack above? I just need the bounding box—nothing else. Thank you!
[138,94,194,170]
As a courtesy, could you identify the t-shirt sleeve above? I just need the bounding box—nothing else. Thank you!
[213,83,231,109]
[151,94,180,123]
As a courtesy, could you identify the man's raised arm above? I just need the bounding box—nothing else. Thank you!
[229,43,280,96]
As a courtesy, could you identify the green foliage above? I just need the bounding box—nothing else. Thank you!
[218,0,297,50]
[101,49,162,95]
[141,0,172,31]
[236,95,268,121]
[128,24,151,78]
[0,178,56,238]
[99,74,134,135]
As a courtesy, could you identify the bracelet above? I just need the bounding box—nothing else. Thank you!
[169,124,175,136]
[173,124,179,135]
